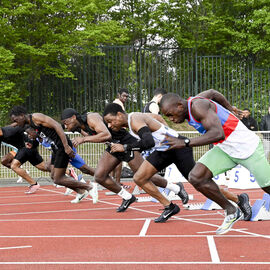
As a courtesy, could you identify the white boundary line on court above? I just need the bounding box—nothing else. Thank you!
[0,245,32,250]
[207,236,220,263]
[0,262,270,265]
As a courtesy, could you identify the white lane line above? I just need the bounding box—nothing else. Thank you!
[0,200,72,206]
[0,261,270,265]
[33,188,270,240]
[0,234,263,238]
[0,245,32,250]
[207,236,220,263]
[139,219,151,236]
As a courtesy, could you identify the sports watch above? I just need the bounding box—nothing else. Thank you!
[184,138,190,147]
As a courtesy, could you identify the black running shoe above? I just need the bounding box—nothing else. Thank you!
[154,203,180,223]
[117,195,136,212]
[176,182,189,204]
[237,193,252,221]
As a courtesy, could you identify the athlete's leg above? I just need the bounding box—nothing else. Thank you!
[132,158,171,207]
[1,152,16,168]
[189,163,237,215]
[10,159,36,186]
[35,161,50,172]
[94,151,122,193]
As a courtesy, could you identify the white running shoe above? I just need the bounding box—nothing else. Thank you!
[70,190,89,203]
[80,177,86,183]
[17,176,23,183]
[64,188,73,196]
[216,208,243,235]
[89,182,99,204]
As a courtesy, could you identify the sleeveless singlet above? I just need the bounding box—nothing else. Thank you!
[30,114,71,150]
[81,113,97,135]
[143,101,156,113]
[187,97,260,159]
[128,113,179,151]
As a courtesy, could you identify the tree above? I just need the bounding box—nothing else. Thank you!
[0,0,128,124]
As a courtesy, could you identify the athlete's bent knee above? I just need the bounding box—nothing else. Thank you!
[94,170,107,184]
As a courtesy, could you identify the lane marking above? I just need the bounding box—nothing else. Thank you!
[0,234,264,238]
[0,261,270,265]
[207,236,220,263]
[139,219,151,236]
[10,187,270,240]
[0,245,32,250]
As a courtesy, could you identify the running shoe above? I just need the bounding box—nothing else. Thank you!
[216,208,243,235]
[17,176,23,183]
[176,182,189,204]
[89,182,99,204]
[237,193,252,221]
[69,168,78,180]
[117,195,136,212]
[70,190,89,203]
[154,203,180,223]
[64,188,73,196]
[25,183,40,194]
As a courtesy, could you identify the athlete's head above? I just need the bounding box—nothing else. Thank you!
[24,126,38,140]
[117,88,129,104]
[61,108,81,132]
[103,103,126,131]
[9,106,28,127]
[160,93,186,123]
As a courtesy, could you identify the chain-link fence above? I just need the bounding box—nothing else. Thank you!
[0,131,269,180]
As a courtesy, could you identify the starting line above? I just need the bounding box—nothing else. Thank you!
[0,245,32,250]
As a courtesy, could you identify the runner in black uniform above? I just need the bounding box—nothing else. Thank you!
[61,108,137,211]
[0,125,47,193]
[61,108,189,213]
[9,106,92,202]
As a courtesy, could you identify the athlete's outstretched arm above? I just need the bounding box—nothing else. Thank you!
[197,89,243,118]
[72,113,111,147]
[32,113,74,157]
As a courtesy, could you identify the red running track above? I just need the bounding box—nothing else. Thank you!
[0,183,270,269]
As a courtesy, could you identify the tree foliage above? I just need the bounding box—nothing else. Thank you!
[0,0,127,123]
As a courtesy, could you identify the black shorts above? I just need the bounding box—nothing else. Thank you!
[146,147,195,179]
[106,132,137,162]
[15,147,43,166]
[51,148,70,168]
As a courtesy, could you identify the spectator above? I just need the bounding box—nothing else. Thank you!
[241,108,258,131]
[260,105,270,159]
[143,88,167,114]
[113,88,129,111]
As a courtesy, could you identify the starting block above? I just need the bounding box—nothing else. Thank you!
[201,198,222,210]
[250,193,270,221]
[132,185,146,195]
[185,198,222,211]
[184,203,204,210]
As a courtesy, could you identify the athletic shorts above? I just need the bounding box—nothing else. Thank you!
[69,149,86,169]
[146,147,195,179]
[198,140,270,188]
[15,147,43,166]
[106,132,136,162]
[51,148,70,169]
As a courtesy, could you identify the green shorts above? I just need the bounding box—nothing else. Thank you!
[198,141,270,188]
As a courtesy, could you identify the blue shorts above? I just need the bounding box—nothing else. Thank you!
[69,148,86,169]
